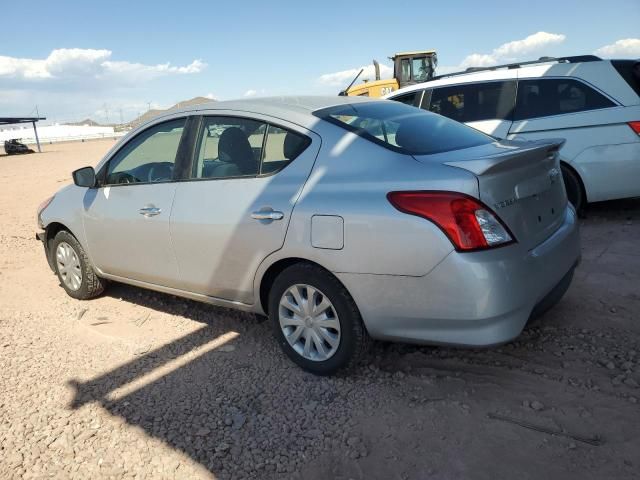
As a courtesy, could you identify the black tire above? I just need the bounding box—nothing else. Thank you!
[51,230,105,300]
[561,164,585,213]
[268,263,371,375]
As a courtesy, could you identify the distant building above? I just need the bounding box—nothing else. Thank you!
[0,124,118,144]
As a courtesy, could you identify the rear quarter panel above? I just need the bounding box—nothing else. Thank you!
[263,124,479,278]
[508,105,640,201]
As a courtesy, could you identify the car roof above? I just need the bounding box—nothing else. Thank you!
[160,95,377,129]
[386,58,638,106]
[99,96,381,169]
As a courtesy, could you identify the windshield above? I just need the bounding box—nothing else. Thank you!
[314,101,492,155]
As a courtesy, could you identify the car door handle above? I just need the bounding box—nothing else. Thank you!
[139,206,162,217]
[251,210,284,221]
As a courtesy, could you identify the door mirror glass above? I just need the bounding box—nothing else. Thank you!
[72,166,96,188]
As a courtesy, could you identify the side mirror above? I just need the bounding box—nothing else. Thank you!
[72,166,96,188]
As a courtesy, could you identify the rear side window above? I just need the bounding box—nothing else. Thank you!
[261,125,310,174]
[193,117,309,179]
[428,81,516,123]
[514,78,616,120]
[390,91,422,107]
[314,101,492,155]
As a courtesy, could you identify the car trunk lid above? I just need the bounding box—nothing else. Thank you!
[413,139,568,250]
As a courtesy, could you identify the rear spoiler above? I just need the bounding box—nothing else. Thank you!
[444,139,565,176]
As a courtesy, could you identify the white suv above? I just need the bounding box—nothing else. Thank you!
[385,56,640,211]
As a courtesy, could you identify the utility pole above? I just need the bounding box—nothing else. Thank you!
[103,103,110,125]
[119,108,124,125]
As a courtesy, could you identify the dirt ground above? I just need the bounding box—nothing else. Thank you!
[1,139,639,480]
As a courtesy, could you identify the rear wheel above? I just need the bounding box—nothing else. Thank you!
[52,230,105,300]
[561,164,585,213]
[268,263,370,375]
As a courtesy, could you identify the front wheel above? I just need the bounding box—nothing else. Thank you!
[52,230,106,300]
[269,263,370,375]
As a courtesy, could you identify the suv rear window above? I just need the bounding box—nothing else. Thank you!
[611,60,640,97]
[314,101,492,155]
[514,78,615,120]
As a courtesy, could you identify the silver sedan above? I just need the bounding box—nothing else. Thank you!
[36,96,581,374]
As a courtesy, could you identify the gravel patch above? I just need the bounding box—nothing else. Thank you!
[1,142,639,479]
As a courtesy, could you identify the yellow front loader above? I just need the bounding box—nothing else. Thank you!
[340,50,437,98]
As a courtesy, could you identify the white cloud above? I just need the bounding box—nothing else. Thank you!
[459,32,566,69]
[0,48,206,83]
[318,63,393,87]
[594,38,640,58]
[0,48,110,79]
[205,93,217,100]
[243,89,267,97]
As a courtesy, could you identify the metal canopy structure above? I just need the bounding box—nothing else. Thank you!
[0,116,46,153]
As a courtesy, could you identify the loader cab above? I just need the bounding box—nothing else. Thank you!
[343,49,437,98]
[393,51,437,88]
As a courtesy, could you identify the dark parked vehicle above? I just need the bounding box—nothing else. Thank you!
[4,139,34,155]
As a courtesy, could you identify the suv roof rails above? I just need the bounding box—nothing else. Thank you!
[433,55,602,80]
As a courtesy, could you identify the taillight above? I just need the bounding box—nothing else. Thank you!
[628,121,640,135]
[387,191,515,251]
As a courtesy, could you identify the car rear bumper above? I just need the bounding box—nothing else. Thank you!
[336,205,580,346]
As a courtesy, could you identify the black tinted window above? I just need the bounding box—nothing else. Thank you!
[428,81,516,123]
[612,60,640,96]
[514,78,615,120]
[314,101,492,155]
[390,91,422,107]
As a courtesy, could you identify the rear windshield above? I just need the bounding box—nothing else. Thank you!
[314,101,492,155]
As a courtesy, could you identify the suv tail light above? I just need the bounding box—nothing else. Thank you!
[387,191,515,251]
[628,121,640,135]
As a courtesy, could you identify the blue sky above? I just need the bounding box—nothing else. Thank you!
[1,0,639,123]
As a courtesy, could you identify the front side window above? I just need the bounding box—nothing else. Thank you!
[194,117,310,179]
[105,118,185,185]
[514,78,615,120]
[428,81,516,123]
[315,101,492,155]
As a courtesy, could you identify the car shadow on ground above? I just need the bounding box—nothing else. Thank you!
[64,276,562,478]
[67,280,375,478]
[583,197,640,218]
